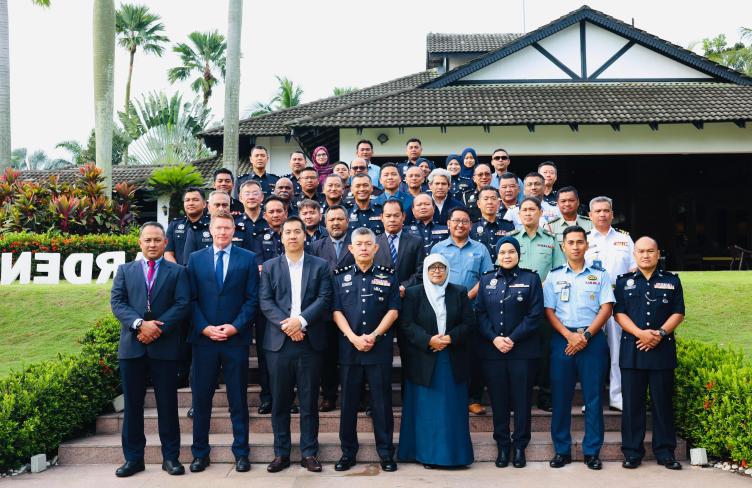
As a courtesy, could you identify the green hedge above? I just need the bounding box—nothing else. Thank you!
[675,339,752,464]
[0,315,120,471]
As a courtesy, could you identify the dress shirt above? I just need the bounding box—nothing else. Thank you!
[385,230,401,254]
[131,257,164,329]
[585,227,636,285]
[213,244,232,281]
[286,254,308,329]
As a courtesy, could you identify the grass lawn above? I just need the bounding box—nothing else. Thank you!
[0,281,112,378]
[0,271,750,378]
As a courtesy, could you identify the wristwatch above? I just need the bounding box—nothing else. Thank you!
[582,330,592,342]
[133,319,143,332]
[658,327,668,338]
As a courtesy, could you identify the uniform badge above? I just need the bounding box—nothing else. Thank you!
[264,233,271,241]
[178,224,185,230]
[516,295,523,302]
[344,274,352,282]
[469,195,476,202]
[626,278,634,287]
[587,274,597,280]
[411,225,417,230]
[654,283,675,290]
[351,213,357,220]
[477,226,484,234]
[202,231,210,238]
[490,279,497,286]
[662,298,669,304]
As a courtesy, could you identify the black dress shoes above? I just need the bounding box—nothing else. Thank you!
[319,399,336,412]
[334,455,357,471]
[657,457,682,470]
[513,448,526,468]
[162,459,185,475]
[267,456,291,473]
[290,404,300,414]
[235,456,251,472]
[300,456,323,472]
[189,456,210,472]
[549,453,572,468]
[622,458,641,469]
[257,401,272,415]
[115,460,145,477]
[584,455,602,470]
[380,457,398,472]
[186,406,194,418]
[495,447,509,468]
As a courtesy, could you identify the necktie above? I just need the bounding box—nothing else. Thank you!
[215,250,225,289]
[146,260,156,308]
[334,240,342,259]
[388,234,398,265]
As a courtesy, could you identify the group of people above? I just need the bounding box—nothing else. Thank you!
[110,138,686,477]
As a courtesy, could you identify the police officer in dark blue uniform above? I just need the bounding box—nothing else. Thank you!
[405,193,449,255]
[164,187,209,266]
[470,187,515,262]
[298,199,328,251]
[331,227,400,473]
[463,164,494,222]
[255,196,287,264]
[347,173,384,236]
[614,236,685,471]
[236,145,280,197]
[477,236,543,469]
[235,180,269,241]
[292,167,322,211]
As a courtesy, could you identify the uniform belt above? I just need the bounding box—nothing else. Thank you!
[566,327,588,333]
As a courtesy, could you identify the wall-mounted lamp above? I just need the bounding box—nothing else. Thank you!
[162,204,168,216]
[377,133,389,145]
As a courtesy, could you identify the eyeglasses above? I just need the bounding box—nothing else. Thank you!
[449,219,471,225]
[493,155,510,161]
[211,202,230,208]
[427,265,447,272]
[315,153,327,157]
[351,166,366,171]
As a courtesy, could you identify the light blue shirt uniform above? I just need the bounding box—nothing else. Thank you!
[543,263,615,329]
[432,237,494,292]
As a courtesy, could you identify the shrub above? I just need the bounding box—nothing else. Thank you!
[675,339,752,464]
[0,316,121,471]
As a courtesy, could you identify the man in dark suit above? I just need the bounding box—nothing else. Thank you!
[186,211,258,473]
[259,216,334,473]
[374,199,424,297]
[110,222,191,478]
[309,205,354,412]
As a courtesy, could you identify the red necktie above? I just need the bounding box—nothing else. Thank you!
[147,260,156,289]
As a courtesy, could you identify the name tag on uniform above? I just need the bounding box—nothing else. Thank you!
[372,278,390,286]
[613,241,628,247]
[432,230,448,235]
[341,282,352,287]
[369,216,381,221]
[561,285,571,302]
[654,283,675,290]
[509,283,529,288]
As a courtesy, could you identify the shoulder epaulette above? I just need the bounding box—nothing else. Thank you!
[616,271,634,280]
[661,270,677,277]
[615,228,630,235]
[374,265,395,274]
[541,228,556,238]
[591,264,606,272]
[519,267,535,274]
[334,265,354,275]
[482,268,497,276]
[579,215,591,221]
[508,229,523,236]
[550,265,565,272]
[547,216,561,225]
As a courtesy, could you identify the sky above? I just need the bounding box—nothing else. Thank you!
[8,0,752,160]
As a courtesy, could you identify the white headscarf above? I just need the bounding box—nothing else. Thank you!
[422,253,450,335]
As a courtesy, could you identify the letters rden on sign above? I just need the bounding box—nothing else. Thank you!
[0,251,128,285]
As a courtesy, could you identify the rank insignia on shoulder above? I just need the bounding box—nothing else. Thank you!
[616,228,630,235]
[590,264,605,271]
[334,265,354,275]
[482,268,497,275]
[550,265,565,272]
[374,265,395,275]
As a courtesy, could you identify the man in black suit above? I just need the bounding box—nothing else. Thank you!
[259,217,334,473]
[309,205,354,412]
[374,199,424,298]
[110,222,191,477]
[186,211,258,473]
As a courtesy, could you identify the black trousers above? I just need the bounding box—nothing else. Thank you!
[621,368,677,461]
[120,356,180,462]
[482,358,536,449]
[339,363,394,459]
[320,321,339,402]
[265,339,323,457]
[254,312,272,404]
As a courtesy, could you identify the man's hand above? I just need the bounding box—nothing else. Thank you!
[499,337,514,354]
[139,320,163,342]
[202,325,229,341]
[565,331,587,356]
[280,317,303,336]
[290,330,305,342]
[399,285,406,298]
[217,324,238,338]
[137,332,155,344]
[350,334,374,352]
[429,334,447,352]
[636,329,661,351]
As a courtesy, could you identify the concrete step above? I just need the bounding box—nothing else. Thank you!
[58,431,686,465]
[97,405,632,435]
[145,385,593,408]
[242,357,404,384]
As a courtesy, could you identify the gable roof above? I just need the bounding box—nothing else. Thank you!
[422,5,752,88]
[426,33,523,54]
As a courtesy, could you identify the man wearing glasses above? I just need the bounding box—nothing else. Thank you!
[490,149,524,204]
[345,158,382,205]
[355,140,382,190]
[431,206,494,415]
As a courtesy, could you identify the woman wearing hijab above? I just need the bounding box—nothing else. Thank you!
[459,147,478,179]
[311,146,334,186]
[477,236,543,469]
[398,254,475,468]
[446,154,472,200]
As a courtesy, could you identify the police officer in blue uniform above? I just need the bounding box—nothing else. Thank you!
[236,145,280,197]
[543,225,615,470]
[462,164,494,222]
[164,187,209,266]
[292,167,322,210]
[405,193,449,255]
[346,173,384,236]
[332,227,400,473]
[477,236,543,469]
[469,186,515,262]
[614,236,685,471]
[255,196,287,265]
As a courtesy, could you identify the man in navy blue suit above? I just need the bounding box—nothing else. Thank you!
[186,211,258,473]
[110,222,191,478]
[259,216,334,473]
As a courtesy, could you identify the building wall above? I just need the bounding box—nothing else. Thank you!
[339,123,752,158]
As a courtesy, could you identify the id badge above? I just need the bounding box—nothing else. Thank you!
[561,285,570,302]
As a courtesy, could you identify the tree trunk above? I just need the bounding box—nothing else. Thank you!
[0,0,11,168]
[223,0,242,177]
[122,48,135,165]
[93,0,115,194]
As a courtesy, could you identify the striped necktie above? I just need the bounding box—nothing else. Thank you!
[388,234,398,265]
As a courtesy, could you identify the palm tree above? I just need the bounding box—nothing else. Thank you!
[223,0,243,178]
[93,0,116,194]
[333,86,358,96]
[167,31,226,107]
[272,76,303,109]
[116,4,168,114]
[0,0,50,169]
[10,148,70,170]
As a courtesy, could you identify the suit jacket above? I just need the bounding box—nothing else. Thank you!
[399,283,474,387]
[186,245,259,346]
[309,235,355,271]
[111,259,191,360]
[374,231,424,289]
[259,253,334,352]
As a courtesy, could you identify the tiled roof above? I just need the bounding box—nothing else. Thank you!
[426,33,523,53]
[289,83,752,128]
[17,155,251,190]
[202,70,439,137]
